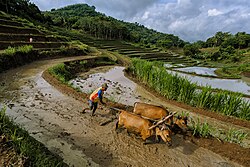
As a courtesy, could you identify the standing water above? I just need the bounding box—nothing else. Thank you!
[166,69,250,96]
[175,67,217,77]
[70,66,160,106]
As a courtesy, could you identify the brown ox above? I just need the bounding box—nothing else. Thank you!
[133,102,169,120]
[133,102,188,133]
[115,110,172,145]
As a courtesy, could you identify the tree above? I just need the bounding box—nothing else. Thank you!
[183,44,201,57]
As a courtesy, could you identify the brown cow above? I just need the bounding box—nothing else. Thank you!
[133,102,188,133]
[133,102,169,120]
[115,110,172,145]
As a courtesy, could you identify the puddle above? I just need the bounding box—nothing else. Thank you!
[167,70,250,96]
[175,66,217,77]
[70,66,160,106]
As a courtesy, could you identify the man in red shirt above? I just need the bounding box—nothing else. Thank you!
[83,83,108,116]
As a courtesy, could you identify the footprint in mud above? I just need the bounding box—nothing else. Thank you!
[60,131,71,137]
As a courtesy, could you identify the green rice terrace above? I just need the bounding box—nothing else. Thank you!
[0,13,68,50]
[0,3,250,167]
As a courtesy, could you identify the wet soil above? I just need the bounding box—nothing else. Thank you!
[0,56,249,167]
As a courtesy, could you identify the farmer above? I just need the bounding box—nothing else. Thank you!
[83,83,108,116]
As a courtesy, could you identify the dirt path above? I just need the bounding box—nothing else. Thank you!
[0,56,248,167]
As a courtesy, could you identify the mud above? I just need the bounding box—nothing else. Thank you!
[0,56,249,167]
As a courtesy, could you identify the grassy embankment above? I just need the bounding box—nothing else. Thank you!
[0,42,90,72]
[128,58,250,121]
[0,107,67,166]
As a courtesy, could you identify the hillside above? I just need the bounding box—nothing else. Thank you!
[0,1,250,167]
[0,11,90,72]
[44,4,186,48]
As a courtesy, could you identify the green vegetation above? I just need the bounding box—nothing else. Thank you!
[0,41,90,73]
[48,63,72,83]
[44,4,186,48]
[48,57,116,84]
[189,118,248,145]
[0,107,66,166]
[224,128,248,144]
[128,58,250,120]
[3,45,33,56]
[0,0,46,23]
[190,118,212,138]
[183,32,250,78]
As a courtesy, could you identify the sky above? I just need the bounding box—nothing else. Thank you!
[30,0,250,42]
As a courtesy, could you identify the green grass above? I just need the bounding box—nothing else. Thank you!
[0,107,66,166]
[3,45,33,56]
[189,118,212,138]
[189,117,248,145]
[224,128,248,144]
[128,58,250,120]
[48,63,72,83]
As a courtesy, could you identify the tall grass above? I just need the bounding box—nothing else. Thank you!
[129,58,250,120]
[130,58,196,101]
[0,107,66,166]
[194,86,213,108]
[238,101,250,120]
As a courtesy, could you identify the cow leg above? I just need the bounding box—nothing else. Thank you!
[115,120,119,130]
[155,135,160,143]
[143,139,153,145]
[115,120,123,134]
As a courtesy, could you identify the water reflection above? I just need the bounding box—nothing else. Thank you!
[69,66,154,106]
[167,70,250,95]
[175,67,217,77]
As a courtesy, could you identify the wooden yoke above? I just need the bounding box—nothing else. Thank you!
[148,112,176,130]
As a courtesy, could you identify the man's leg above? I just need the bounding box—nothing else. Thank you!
[82,100,92,113]
[91,102,98,116]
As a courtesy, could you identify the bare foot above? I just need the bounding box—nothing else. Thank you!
[81,108,89,114]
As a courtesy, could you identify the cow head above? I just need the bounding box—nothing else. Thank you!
[156,127,172,146]
[174,115,188,132]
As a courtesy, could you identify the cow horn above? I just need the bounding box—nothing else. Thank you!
[160,124,167,131]
[148,112,176,130]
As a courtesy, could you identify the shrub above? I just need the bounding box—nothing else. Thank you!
[190,118,212,138]
[17,45,33,53]
[4,46,16,56]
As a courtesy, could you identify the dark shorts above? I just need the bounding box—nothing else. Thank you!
[88,100,98,109]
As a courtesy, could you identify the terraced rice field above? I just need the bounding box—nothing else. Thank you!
[0,13,68,52]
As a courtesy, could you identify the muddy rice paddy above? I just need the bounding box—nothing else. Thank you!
[0,56,249,167]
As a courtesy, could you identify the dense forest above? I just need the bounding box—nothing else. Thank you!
[44,4,186,48]
[184,31,250,61]
[0,0,46,22]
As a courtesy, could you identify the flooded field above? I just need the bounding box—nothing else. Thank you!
[167,69,250,96]
[70,66,160,106]
[175,66,218,77]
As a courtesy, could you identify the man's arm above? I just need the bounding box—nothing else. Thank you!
[98,90,105,104]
